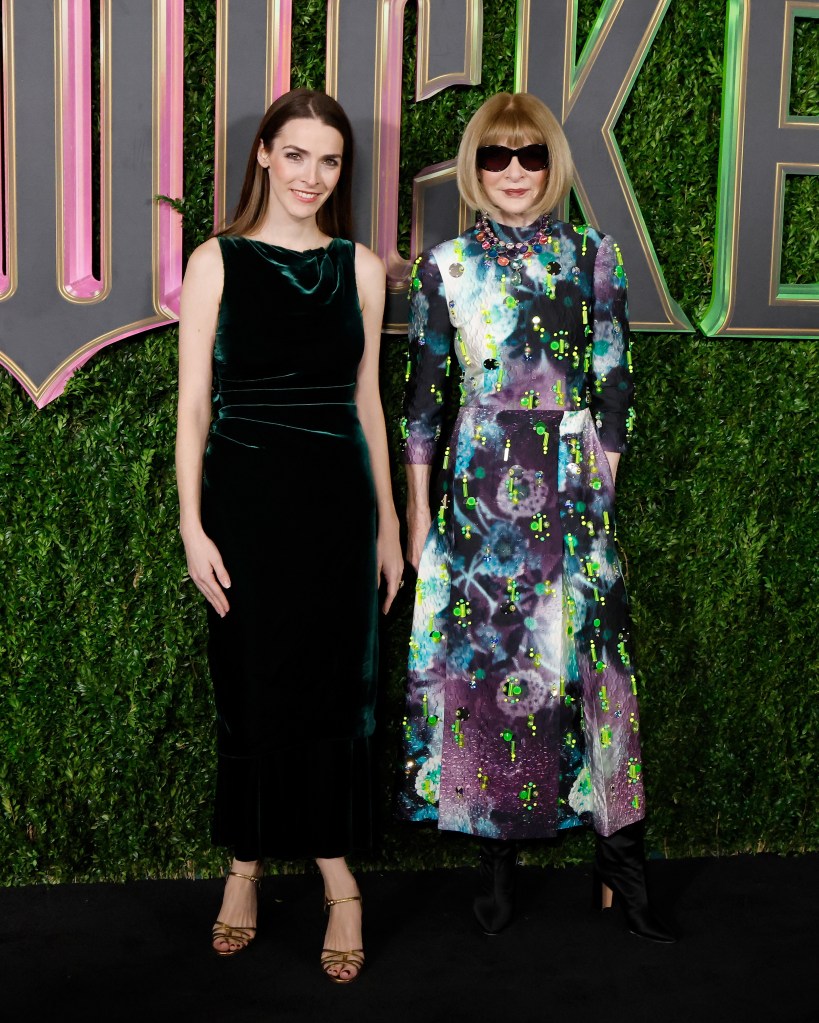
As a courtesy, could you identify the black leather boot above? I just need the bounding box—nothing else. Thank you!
[593,822,677,943]
[472,839,517,935]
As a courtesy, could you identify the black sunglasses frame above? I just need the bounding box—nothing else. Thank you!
[476,144,550,173]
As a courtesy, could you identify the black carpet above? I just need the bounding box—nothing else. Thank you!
[1,854,815,1022]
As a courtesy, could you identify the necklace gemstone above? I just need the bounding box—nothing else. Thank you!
[476,212,552,279]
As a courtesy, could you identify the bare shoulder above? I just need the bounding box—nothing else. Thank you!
[354,242,386,285]
[186,236,223,279]
[181,238,223,313]
[181,237,224,320]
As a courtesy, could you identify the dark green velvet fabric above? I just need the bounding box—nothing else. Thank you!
[201,236,378,860]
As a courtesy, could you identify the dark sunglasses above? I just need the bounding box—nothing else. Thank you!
[476,144,550,173]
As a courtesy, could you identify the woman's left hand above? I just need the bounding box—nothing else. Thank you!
[377,518,405,614]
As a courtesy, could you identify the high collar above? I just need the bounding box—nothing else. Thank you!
[482,215,551,243]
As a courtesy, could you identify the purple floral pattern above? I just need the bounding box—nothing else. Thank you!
[399,220,643,839]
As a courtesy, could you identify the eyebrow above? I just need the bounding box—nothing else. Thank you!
[281,144,342,159]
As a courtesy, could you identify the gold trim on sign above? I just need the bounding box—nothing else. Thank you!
[0,314,175,403]
[770,162,819,306]
[153,0,181,320]
[566,0,623,119]
[100,1,112,301]
[411,161,455,257]
[780,2,819,127]
[265,0,273,103]
[153,0,163,316]
[458,195,471,235]
[770,161,788,304]
[325,0,339,98]
[416,0,431,96]
[600,3,683,329]
[773,5,819,311]
[562,2,573,121]
[514,0,531,93]
[569,1,686,330]
[370,0,387,253]
[466,0,482,87]
[592,1,654,124]
[214,0,229,229]
[53,3,62,301]
[717,3,818,334]
[266,0,290,104]
[53,2,112,306]
[415,0,482,101]
[0,0,18,301]
[780,1,795,127]
[723,0,751,333]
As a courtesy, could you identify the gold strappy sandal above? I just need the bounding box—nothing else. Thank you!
[211,869,262,957]
[321,894,364,984]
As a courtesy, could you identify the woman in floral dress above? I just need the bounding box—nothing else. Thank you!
[398,92,674,943]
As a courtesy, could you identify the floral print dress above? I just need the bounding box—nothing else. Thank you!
[398,218,644,840]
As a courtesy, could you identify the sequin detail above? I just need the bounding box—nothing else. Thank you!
[399,220,640,840]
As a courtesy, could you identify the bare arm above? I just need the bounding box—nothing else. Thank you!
[175,237,231,616]
[354,243,403,613]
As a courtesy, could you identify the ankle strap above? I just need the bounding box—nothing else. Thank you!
[228,870,261,884]
[325,895,362,908]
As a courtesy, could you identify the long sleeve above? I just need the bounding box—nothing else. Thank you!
[402,251,454,465]
[589,234,634,454]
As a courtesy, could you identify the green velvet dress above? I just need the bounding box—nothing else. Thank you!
[201,235,378,861]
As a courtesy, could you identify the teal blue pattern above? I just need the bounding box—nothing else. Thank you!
[398,219,644,840]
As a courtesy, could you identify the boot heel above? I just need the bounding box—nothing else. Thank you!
[594,824,677,943]
[473,839,517,935]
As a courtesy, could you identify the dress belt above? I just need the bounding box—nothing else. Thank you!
[214,379,356,410]
[460,400,590,416]
[209,380,360,446]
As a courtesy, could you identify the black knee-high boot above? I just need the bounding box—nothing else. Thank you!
[593,821,676,943]
[472,839,517,935]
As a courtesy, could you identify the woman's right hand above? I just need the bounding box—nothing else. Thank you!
[406,509,432,572]
[181,526,231,617]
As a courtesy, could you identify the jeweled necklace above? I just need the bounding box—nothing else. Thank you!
[475,211,552,276]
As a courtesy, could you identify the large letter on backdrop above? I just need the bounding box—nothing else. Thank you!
[516,0,691,332]
[0,0,183,407]
[701,0,819,338]
[328,0,482,329]
[214,0,292,229]
[408,1,483,304]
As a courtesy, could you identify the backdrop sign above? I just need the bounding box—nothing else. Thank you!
[0,0,184,406]
[0,0,816,407]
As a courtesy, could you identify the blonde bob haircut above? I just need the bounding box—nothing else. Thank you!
[456,92,573,223]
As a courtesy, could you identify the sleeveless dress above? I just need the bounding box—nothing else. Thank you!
[201,235,378,860]
[398,219,644,841]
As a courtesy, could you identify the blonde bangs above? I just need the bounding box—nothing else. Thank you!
[479,107,545,149]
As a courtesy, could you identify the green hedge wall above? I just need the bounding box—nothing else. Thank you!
[1,0,817,884]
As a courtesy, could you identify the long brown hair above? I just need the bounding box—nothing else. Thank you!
[220,89,354,240]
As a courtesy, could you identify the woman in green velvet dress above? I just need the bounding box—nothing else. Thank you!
[176,89,402,982]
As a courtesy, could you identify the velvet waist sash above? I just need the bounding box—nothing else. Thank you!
[209,377,360,449]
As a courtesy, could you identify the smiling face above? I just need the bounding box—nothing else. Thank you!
[478,137,549,227]
[258,116,344,225]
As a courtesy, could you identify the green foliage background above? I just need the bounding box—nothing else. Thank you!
[1,1,817,884]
